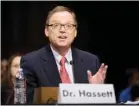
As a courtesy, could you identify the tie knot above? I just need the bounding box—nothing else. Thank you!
[60,57,66,66]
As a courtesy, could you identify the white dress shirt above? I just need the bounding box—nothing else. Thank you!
[50,46,74,83]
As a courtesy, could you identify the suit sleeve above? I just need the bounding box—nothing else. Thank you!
[20,56,39,104]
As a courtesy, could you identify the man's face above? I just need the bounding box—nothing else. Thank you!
[45,11,77,48]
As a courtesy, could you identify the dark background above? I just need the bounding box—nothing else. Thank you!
[1,1,139,101]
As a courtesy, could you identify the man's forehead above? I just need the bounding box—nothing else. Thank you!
[49,11,74,22]
[51,11,72,16]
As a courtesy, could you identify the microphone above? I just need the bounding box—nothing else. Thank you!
[70,60,74,65]
[70,60,75,83]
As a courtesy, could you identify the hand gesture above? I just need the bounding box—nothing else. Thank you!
[87,63,108,84]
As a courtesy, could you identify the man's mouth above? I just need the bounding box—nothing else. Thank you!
[58,36,67,39]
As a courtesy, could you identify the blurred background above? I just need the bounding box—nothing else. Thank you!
[1,1,139,102]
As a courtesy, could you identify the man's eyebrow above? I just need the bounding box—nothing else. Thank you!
[49,20,74,24]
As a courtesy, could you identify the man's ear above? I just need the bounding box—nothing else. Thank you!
[74,29,77,38]
[45,27,49,37]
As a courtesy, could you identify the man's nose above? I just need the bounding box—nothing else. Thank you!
[59,25,66,32]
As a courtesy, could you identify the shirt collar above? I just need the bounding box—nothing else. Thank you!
[50,45,72,64]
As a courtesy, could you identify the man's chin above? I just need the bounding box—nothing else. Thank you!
[56,44,70,48]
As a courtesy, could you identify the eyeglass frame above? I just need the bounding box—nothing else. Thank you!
[46,23,77,31]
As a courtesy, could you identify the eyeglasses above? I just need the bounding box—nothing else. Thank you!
[46,23,77,31]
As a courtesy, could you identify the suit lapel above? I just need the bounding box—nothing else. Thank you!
[72,48,88,83]
[40,45,88,86]
[40,45,61,86]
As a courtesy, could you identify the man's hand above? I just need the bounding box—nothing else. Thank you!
[87,63,108,84]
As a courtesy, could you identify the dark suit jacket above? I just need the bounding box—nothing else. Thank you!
[20,45,100,104]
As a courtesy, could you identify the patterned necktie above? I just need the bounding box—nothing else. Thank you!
[60,57,71,83]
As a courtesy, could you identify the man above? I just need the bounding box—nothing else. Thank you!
[124,84,139,104]
[20,6,108,104]
[119,68,139,103]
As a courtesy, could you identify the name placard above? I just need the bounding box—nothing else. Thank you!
[58,84,116,104]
